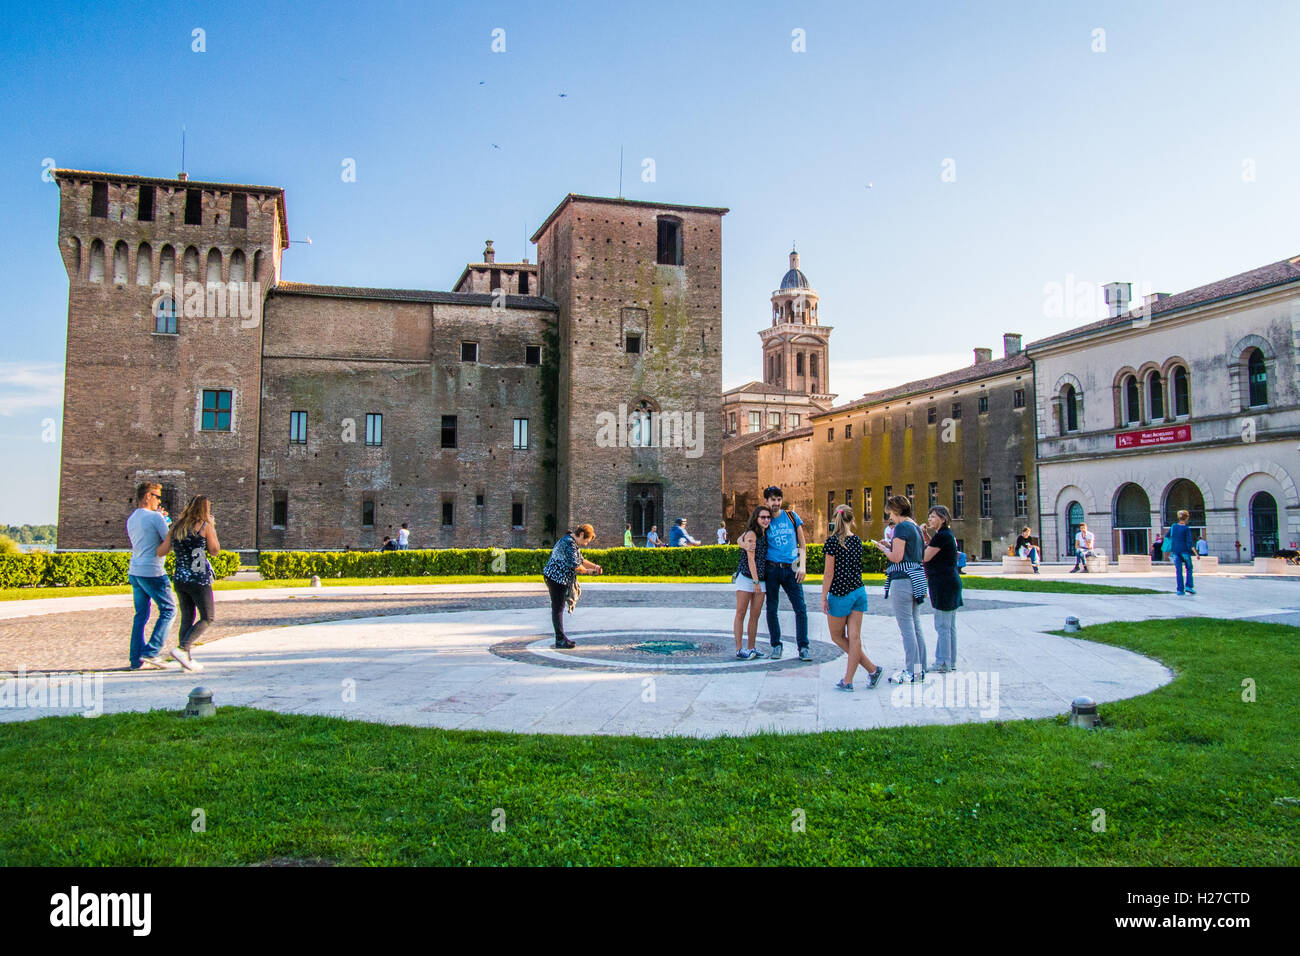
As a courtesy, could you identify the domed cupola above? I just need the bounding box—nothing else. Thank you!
[780,248,811,290]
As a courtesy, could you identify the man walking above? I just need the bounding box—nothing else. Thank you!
[669,518,700,547]
[126,482,176,669]
[716,522,729,545]
[1071,522,1096,573]
[624,523,634,548]
[751,485,810,661]
[1170,510,1196,595]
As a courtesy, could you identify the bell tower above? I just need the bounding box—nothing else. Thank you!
[760,246,833,400]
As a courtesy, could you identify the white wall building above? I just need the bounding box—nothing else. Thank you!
[1027,256,1300,563]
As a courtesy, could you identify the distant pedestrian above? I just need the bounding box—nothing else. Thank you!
[156,495,219,672]
[645,525,661,548]
[1071,523,1096,573]
[750,485,810,661]
[624,523,634,547]
[1170,510,1196,595]
[1151,534,1165,562]
[380,536,398,551]
[542,524,602,648]
[398,523,410,550]
[732,506,770,660]
[717,522,729,545]
[669,518,700,547]
[1196,536,1209,558]
[1014,526,1041,572]
[873,494,929,683]
[126,482,176,670]
[923,506,963,673]
[823,505,881,691]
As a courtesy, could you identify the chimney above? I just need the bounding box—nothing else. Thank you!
[1144,292,1170,309]
[1102,281,1131,318]
[483,240,495,264]
[973,347,993,365]
[1003,333,1022,357]
[177,172,188,181]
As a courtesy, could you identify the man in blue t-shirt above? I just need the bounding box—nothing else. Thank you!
[125,481,176,669]
[668,518,699,547]
[744,485,809,660]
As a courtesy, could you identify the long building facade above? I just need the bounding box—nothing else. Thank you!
[54,169,726,551]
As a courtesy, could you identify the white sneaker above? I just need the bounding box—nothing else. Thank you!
[139,656,169,670]
[887,669,916,684]
[170,648,204,672]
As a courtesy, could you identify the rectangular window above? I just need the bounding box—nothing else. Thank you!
[1015,475,1028,517]
[365,413,383,446]
[1013,388,1025,409]
[927,406,937,425]
[929,482,938,509]
[980,477,992,518]
[476,492,485,507]
[201,389,232,431]
[272,490,287,529]
[441,415,457,449]
[513,418,529,450]
[827,490,835,516]
[883,485,892,503]
[955,538,965,554]
[626,333,641,354]
[827,427,834,442]
[748,411,760,433]
[905,484,915,506]
[788,413,800,428]
[525,345,541,365]
[864,488,872,521]
[844,423,852,439]
[137,185,155,222]
[512,501,525,529]
[289,410,307,444]
[442,500,454,527]
[519,271,530,295]
[978,395,989,414]
[951,402,962,420]
[490,269,502,293]
[981,540,993,561]
[461,342,478,362]
[91,182,108,218]
[846,488,853,510]
[230,192,247,229]
[656,218,682,265]
[770,412,781,428]
[952,480,964,519]
[361,499,375,528]
[184,188,201,225]
[904,411,913,429]
[728,412,737,433]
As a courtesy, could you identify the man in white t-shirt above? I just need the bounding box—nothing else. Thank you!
[1071,523,1096,573]
[126,481,176,669]
[716,522,728,545]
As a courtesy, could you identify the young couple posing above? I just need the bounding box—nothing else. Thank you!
[732,485,815,662]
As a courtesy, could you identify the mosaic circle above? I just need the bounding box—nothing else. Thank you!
[489,629,843,674]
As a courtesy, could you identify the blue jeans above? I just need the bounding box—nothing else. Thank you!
[764,563,808,649]
[129,574,175,666]
[1174,553,1194,593]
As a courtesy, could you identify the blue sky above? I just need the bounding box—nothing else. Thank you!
[2,0,1298,524]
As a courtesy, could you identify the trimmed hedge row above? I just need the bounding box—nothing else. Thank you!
[258,543,890,579]
[0,550,241,589]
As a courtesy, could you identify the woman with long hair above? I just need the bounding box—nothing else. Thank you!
[541,524,602,648]
[732,505,771,660]
[823,505,882,691]
[871,494,929,683]
[155,494,219,671]
[923,505,963,672]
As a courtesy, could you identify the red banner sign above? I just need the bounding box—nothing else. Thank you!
[1115,425,1191,449]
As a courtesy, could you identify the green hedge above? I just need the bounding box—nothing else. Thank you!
[0,550,241,589]
[258,543,890,579]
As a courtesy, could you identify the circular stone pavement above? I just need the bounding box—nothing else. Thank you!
[490,629,841,673]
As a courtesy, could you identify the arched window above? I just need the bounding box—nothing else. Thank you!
[1249,492,1279,557]
[1147,371,1164,419]
[1163,479,1206,532]
[158,245,176,285]
[796,353,804,375]
[1247,349,1268,406]
[230,249,246,283]
[1066,501,1085,556]
[1123,375,1140,424]
[252,250,263,283]
[1114,483,1151,555]
[810,354,819,378]
[136,243,152,286]
[1060,385,1079,433]
[154,295,177,335]
[68,237,81,277]
[183,246,200,283]
[206,249,222,285]
[1172,365,1190,417]
[112,241,128,284]
[89,239,105,282]
[628,400,655,447]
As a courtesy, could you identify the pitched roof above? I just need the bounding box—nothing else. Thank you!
[530,193,730,242]
[822,352,1032,417]
[723,380,809,397]
[756,424,815,446]
[272,282,559,311]
[1027,254,1300,351]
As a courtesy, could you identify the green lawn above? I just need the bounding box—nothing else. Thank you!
[0,574,1159,601]
[0,618,1294,865]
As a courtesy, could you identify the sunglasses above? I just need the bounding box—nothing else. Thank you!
[757,514,772,520]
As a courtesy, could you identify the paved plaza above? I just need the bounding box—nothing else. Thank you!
[2,574,1296,736]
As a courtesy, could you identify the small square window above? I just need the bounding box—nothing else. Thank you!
[927,407,937,425]
[476,493,485,507]
[951,402,962,420]
[827,427,834,442]
[626,334,641,355]
[978,395,989,414]
[201,389,232,431]
[365,413,383,446]
[461,342,478,362]
[525,345,541,365]
[1013,389,1026,409]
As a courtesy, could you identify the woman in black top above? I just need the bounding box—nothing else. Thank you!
[1013,525,1040,572]
[823,505,882,690]
[542,524,602,648]
[155,494,219,672]
[923,505,963,672]
[732,505,770,660]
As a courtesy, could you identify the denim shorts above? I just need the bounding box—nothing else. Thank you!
[734,572,758,593]
[826,586,868,617]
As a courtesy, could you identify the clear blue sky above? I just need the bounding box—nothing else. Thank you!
[3,0,1298,525]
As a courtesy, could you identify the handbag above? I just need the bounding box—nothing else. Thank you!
[1161,536,1172,554]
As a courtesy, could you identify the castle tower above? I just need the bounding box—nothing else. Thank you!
[532,195,728,542]
[54,169,288,550]
[760,247,833,401]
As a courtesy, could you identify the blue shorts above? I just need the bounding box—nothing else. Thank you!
[826,586,868,617]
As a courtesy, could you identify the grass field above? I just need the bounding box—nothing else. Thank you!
[0,574,1160,601]
[0,618,1294,865]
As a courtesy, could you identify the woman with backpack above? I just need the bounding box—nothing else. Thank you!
[155,494,219,672]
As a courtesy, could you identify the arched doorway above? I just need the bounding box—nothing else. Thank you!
[1065,501,1084,556]
[1249,492,1279,557]
[1163,480,1206,543]
[1114,483,1151,555]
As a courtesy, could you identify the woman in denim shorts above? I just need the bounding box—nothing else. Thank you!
[732,505,770,660]
[823,505,882,691]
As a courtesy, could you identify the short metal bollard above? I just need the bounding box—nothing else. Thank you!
[184,687,216,718]
[309,575,322,588]
[1069,695,1099,728]
[1064,616,1081,633]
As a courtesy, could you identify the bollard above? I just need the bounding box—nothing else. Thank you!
[309,575,322,588]
[1069,696,1098,728]
[184,687,216,718]
[1064,616,1080,633]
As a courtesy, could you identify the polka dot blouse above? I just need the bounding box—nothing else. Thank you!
[823,534,864,596]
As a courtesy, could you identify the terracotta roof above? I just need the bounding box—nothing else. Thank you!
[530,193,729,243]
[451,261,537,292]
[723,429,779,455]
[723,380,809,397]
[273,282,558,310]
[819,353,1032,417]
[1027,254,1300,351]
[756,424,815,446]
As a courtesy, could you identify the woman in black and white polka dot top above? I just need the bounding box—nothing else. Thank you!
[822,505,882,691]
